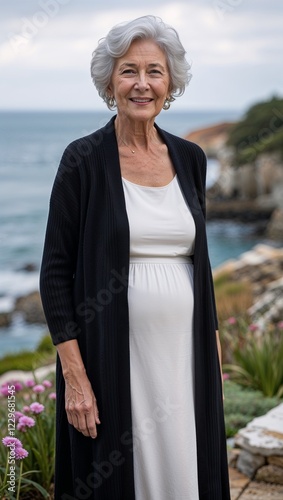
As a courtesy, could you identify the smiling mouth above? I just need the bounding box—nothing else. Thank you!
[130,98,154,103]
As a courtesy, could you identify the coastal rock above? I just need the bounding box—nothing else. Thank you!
[248,276,283,325]
[266,208,283,240]
[255,465,283,485]
[17,263,38,272]
[268,456,283,468]
[185,122,233,157]
[236,449,265,478]
[213,244,283,328]
[0,312,12,328]
[240,481,283,499]
[14,291,46,324]
[232,405,283,489]
[235,404,283,457]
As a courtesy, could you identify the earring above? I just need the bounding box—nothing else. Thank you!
[163,98,171,110]
[107,96,116,109]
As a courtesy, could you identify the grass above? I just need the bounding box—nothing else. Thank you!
[214,272,253,324]
[0,335,56,376]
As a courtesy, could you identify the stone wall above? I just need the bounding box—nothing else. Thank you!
[229,404,283,487]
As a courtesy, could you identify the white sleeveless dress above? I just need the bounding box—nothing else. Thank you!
[122,175,199,500]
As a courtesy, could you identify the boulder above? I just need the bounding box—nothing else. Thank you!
[255,464,283,485]
[17,263,38,272]
[240,481,283,499]
[237,449,265,478]
[235,404,283,457]
[266,208,283,240]
[185,122,233,157]
[14,291,46,324]
[0,312,12,328]
[268,456,283,468]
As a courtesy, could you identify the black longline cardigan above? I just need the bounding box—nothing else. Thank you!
[40,115,231,500]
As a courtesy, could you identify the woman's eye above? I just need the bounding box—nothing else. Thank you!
[122,69,135,74]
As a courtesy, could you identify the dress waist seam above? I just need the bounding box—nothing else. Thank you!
[129,256,193,264]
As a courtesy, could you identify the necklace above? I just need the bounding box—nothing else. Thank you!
[120,137,135,154]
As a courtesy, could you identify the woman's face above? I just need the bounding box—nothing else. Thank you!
[109,38,171,123]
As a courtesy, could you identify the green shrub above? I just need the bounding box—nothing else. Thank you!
[0,335,56,376]
[226,96,283,164]
[223,380,281,437]
[0,352,37,375]
[36,334,55,355]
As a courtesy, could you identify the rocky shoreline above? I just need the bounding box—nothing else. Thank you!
[213,243,283,327]
[186,121,283,240]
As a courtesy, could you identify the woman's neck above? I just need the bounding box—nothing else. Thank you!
[114,114,160,152]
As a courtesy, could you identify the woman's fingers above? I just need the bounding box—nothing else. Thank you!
[65,384,101,438]
[76,399,99,438]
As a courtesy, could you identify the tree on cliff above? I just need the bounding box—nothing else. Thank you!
[226,96,283,165]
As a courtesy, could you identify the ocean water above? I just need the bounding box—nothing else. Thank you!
[0,109,265,356]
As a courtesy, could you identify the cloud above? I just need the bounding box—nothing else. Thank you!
[0,0,282,110]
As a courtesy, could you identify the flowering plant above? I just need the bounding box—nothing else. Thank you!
[0,374,56,498]
[222,318,283,397]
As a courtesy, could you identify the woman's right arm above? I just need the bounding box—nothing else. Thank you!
[40,144,100,437]
[56,339,100,438]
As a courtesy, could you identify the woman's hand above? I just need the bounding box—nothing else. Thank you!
[64,371,101,438]
[56,339,101,438]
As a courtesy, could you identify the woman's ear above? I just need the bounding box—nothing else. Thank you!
[107,84,113,95]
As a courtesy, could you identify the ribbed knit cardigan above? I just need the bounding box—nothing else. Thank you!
[40,115,231,500]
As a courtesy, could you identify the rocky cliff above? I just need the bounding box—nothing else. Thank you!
[185,121,283,240]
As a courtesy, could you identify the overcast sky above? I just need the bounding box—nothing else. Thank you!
[0,0,282,112]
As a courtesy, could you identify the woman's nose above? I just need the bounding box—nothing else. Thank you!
[134,72,150,91]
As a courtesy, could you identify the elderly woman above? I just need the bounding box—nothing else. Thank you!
[40,15,230,500]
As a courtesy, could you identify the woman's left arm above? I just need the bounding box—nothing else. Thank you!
[216,330,224,399]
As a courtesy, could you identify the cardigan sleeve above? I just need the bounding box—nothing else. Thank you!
[40,144,82,345]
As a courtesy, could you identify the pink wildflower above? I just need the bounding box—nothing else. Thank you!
[25,379,35,387]
[17,415,35,432]
[30,402,45,414]
[227,317,237,325]
[22,405,31,413]
[14,411,24,421]
[42,379,52,388]
[277,321,283,329]
[48,392,56,400]
[2,436,22,448]
[0,385,9,397]
[222,373,230,381]
[33,384,45,394]
[249,323,259,332]
[14,382,23,392]
[15,447,29,460]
